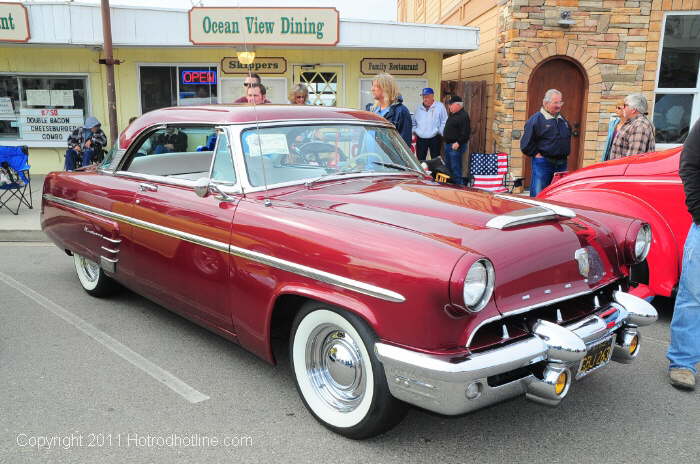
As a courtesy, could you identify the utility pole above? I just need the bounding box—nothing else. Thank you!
[99,0,120,144]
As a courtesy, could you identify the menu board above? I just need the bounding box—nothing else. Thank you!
[0,97,13,115]
[18,108,84,141]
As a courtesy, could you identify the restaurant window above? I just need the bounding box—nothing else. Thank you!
[0,74,88,142]
[655,14,700,146]
[139,65,218,114]
[360,78,428,114]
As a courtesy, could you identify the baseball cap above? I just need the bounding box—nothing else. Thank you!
[448,95,463,104]
[420,87,434,96]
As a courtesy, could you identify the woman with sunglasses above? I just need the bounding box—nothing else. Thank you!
[288,84,309,105]
[602,101,628,161]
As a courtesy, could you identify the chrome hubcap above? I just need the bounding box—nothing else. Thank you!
[79,256,99,282]
[306,325,365,412]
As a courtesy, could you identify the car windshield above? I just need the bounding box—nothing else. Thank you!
[241,124,423,187]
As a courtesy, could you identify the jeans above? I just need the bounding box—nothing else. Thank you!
[530,156,567,197]
[64,148,94,171]
[667,223,700,373]
[444,142,466,185]
[416,135,442,161]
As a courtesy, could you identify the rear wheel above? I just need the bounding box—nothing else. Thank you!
[73,253,120,297]
[290,302,407,439]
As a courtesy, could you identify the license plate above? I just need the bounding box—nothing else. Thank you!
[576,337,614,378]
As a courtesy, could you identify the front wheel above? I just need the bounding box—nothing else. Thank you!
[290,302,407,439]
[73,253,120,297]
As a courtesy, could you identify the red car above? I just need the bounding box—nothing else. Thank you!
[539,147,691,300]
[42,105,657,439]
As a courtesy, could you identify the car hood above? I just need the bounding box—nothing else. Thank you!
[276,176,620,313]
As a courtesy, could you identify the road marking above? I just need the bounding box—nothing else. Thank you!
[0,271,210,404]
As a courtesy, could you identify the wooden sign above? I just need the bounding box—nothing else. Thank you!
[189,7,339,46]
[361,58,426,76]
[0,2,30,43]
[221,57,288,74]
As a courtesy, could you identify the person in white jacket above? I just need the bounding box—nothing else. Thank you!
[412,88,448,161]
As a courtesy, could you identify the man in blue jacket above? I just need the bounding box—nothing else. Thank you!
[520,89,572,196]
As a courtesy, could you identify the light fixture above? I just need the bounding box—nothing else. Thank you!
[558,10,575,27]
[236,50,256,65]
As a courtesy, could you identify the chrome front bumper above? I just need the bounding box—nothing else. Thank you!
[375,291,657,416]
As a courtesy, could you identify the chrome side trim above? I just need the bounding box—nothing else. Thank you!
[101,246,119,254]
[494,194,577,219]
[102,237,122,244]
[486,196,576,230]
[43,194,405,303]
[100,256,117,273]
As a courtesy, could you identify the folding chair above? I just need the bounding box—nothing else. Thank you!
[0,145,32,215]
[469,152,523,193]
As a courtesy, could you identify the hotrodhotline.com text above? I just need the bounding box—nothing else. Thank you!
[16,432,253,451]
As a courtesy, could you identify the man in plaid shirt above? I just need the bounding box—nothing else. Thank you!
[608,93,655,160]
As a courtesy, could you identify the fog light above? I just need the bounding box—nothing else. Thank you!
[629,334,639,355]
[465,381,482,400]
[555,371,568,396]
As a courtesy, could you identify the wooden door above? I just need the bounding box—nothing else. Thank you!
[523,58,587,187]
[440,80,486,155]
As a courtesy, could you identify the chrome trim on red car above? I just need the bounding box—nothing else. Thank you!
[43,194,406,303]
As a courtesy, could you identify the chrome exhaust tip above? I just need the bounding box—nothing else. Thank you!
[612,328,640,364]
[525,363,572,407]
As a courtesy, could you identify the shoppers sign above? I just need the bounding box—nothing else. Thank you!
[360,58,426,76]
[189,7,339,46]
[18,109,84,141]
[221,57,287,74]
[0,2,29,42]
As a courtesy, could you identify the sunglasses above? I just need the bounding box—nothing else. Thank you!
[243,82,258,87]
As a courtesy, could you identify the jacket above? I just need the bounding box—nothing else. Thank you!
[381,99,413,146]
[680,118,700,225]
[602,116,620,161]
[520,108,572,160]
[608,114,655,160]
[443,108,470,145]
[67,117,107,151]
[413,100,448,139]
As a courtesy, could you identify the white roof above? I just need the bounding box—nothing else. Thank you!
[20,2,478,53]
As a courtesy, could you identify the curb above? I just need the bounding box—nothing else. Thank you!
[0,230,49,242]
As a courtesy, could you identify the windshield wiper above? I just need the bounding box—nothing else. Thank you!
[370,161,426,176]
[305,169,367,188]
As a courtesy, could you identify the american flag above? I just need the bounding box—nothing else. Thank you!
[470,152,508,193]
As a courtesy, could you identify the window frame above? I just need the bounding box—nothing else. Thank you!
[0,71,91,147]
[136,63,221,115]
[655,11,700,149]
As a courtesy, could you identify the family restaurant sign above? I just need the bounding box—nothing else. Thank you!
[0,2,30,42]
[361,58,426,76]
[221,57,287,74]
[189,7,339,46]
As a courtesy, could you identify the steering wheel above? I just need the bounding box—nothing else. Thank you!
[353,152,384,169]
[297,141,347,163]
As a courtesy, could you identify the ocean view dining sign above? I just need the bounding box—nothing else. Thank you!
[189,7,339,46]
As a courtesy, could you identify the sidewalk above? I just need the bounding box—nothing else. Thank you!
[0,175,47,242]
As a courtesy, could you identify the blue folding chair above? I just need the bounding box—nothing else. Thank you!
[0,145,32,215]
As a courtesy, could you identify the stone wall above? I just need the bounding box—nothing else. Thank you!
[495,0,698,176]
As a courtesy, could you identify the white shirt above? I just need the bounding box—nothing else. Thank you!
[412,100,448,139]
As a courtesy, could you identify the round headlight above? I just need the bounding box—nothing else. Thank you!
[463,259,495,312]
[634,224,651,262]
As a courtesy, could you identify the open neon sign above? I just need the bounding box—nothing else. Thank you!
[181,70,217,85]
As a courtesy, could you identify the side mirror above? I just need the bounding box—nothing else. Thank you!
[193,177,210,198]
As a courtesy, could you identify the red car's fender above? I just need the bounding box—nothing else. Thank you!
[541,187,680,297]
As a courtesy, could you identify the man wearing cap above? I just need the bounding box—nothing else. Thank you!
[443,95,471,185]
[520,89,572,196]
[412,87,448,161]
[64,116,107,171]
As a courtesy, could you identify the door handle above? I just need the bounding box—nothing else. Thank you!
[572,122,580,137]
[138,183,158,192]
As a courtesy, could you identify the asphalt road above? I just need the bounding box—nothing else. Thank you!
[1,243,698,464]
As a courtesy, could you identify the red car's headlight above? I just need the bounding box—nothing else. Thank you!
[625,223,652,264]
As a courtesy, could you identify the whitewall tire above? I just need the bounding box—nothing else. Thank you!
[73,253,119,297]
[290,302,406,439]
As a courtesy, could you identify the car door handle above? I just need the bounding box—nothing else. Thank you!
[138,183,158,192]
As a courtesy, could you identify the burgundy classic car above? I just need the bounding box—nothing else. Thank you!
[42,105,658,439]
[539,147,691,300]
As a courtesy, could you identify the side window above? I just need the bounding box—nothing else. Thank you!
[211,132,237,184]
[125,126,217,178]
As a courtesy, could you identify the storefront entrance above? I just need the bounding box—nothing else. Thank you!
[293,64,344,107]
[524,58,587,187]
